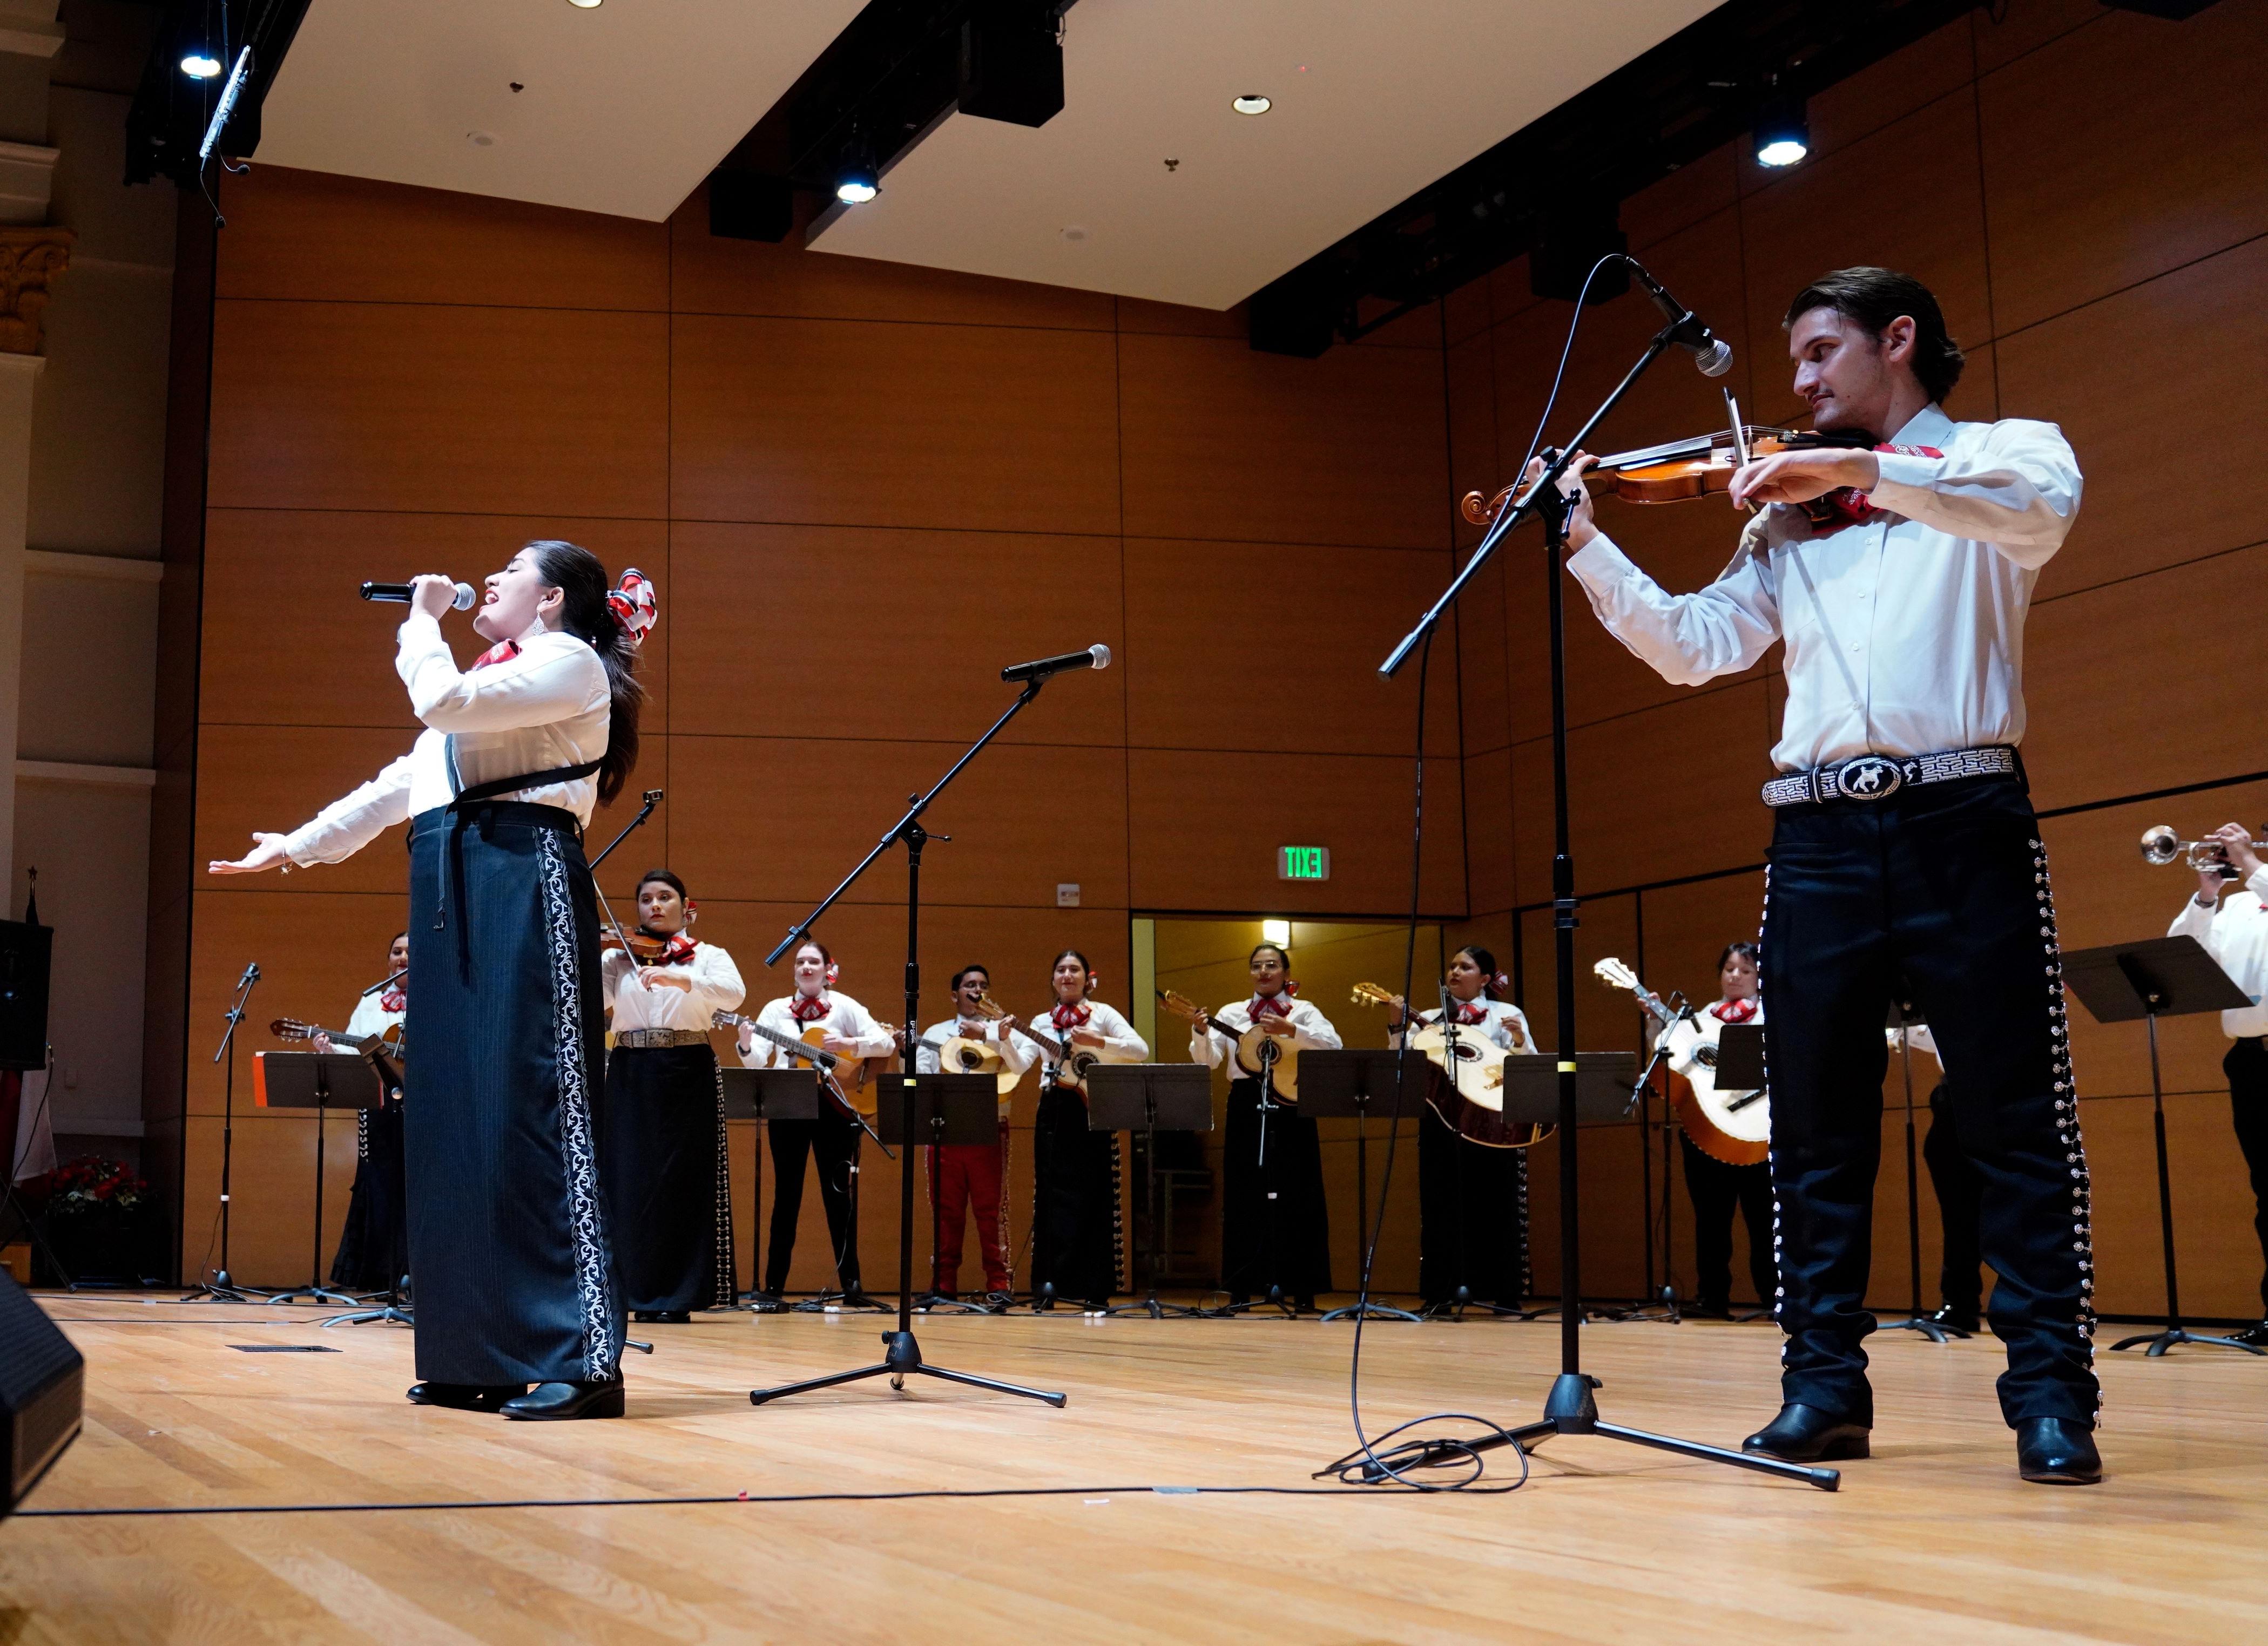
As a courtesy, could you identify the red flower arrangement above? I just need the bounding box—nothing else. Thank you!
[49,1155,150,1216]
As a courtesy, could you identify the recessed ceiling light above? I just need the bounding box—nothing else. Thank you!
[1232,94,1271,116]
[467,131,496,147]
[566,0,602,8]
[1060,226,1090,243]
[180,51,222,78]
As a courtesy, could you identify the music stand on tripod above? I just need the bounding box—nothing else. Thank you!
[721,1068,821,1311]
[1299,1049,1428,1324]
[254,1051,377,1308]
[2062,935,2264,1358]
[1088,1065,1213,1319]
[874,1073,997,1315]
[1877,995,1962,1343]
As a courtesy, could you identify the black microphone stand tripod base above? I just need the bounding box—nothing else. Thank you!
[1371,289,1836,1491]
[748,678,1068,1411]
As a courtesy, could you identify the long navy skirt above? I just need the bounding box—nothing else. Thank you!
[403,802,623,1386]
[1221,1078,1332,1302]
[600,1044,734,1312]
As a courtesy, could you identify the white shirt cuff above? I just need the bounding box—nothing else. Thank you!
[1865,450,1945,516]
[1565,531,1636,590]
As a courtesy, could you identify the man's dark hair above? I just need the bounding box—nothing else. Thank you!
[950,964,989,993]
[1785,267,1965,403]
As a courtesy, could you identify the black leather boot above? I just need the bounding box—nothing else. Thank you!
[1740,1403,1871,1462]
[406,1381,524,1412]
[500,1378,626,1421]
[2015,1418,2100,1484]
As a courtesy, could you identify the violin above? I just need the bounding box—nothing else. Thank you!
[1461,424,1875,528]
[600,926,697,966]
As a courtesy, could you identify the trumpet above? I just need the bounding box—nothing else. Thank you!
[2139,824,2263,872]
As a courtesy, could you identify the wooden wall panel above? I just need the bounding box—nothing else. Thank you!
[666,520,1125,744]
[180,1112,365,1291]
[1980,0,2268,336]
[1126,749,1463,918]
[669,314,1120,535]
[1970,0,2104,76]
[199,510,671,730]
[1738,94,1993,385]
[1121,539,1460,758]
[1116,332,1446,551]
[217,167,670,311]
[2023,544,2268,810]
[667,735,1131,911]
[667,188,1117,331]
[194,726,421,896]
[2001,238,2268,602]
[208,301,669,518]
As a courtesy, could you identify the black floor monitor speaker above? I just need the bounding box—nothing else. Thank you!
[0,918,52,1072]
[0,1272,82,1515]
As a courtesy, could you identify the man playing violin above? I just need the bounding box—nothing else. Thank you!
[1549,267,2097,1484]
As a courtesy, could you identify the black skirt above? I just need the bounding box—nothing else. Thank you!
[403,801,623,1386]
[1416,1106,1529,1307]
[1220,1078,1331,1300]
[329,1098,407,1293]
[600,1044,734,1312]
[1030,1085,1118,1304]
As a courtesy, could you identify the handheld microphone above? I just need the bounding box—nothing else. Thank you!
[361,580,477,611]
[1001,644,1111,683]
[1626,260,1734,377]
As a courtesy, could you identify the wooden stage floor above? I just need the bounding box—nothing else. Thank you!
[8,1295,2267,1644]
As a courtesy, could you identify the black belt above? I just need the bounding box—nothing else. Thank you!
[434,749,605,959]
[1762,745,2019,808]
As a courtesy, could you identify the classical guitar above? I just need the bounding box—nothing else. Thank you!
[1591,957,1769,1167]
[711,1010,885,1122]
[1008,1016,1112,1095]
[916,995,1023,1098]
[1346,983,1543,1149]
[1158,990,1303,1102]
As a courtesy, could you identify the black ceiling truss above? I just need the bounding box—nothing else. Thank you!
[124,0,313,189]
[1248,0,1994,356]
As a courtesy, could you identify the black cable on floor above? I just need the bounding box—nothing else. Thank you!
[1321,258,1622,1494]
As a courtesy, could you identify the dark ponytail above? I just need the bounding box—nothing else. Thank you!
[527,539,642,805]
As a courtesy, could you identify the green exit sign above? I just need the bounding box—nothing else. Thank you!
[1277,845,1331,882]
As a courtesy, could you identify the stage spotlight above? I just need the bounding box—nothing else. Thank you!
[1232,94,1271,116]
[180,50,222,78]
[834,157,879,205]
[1753,96,1809,167]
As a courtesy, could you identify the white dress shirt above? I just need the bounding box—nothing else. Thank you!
[1566,406,2082,773]
[737,991,897,1069]
[280,615,612,865]
[1191,996,1344,1071]
[603,942,746,1034]
[1013,1001,1148,1086]
[916,1018,1034,1120]
[2169,871,2268,1037]
[340,994,405,1044]
[1394,997,1537,1055]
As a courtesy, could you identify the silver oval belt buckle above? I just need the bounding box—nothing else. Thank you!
[1833,756,1903,801]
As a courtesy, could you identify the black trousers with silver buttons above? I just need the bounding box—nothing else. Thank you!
[1760,774,2098,1429]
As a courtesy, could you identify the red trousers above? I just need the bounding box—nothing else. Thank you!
[927,1123,1011,1295]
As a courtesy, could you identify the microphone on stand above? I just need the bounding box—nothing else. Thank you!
[1624,260,1734,377]
[1001,644,1111,683]
[361,580,477,611]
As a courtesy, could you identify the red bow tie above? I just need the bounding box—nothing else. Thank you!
[1251,995,1292,1019]
[789,993,831,1024]
[379,985,407,1014]
[1051,1002,1092,1032]
[1712,998,1758,1024]
[470,639,521,670]
[1454,1001,1488,1025]
[1810,443,1943,530]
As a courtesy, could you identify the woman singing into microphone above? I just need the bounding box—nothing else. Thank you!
[211,542,649,1421]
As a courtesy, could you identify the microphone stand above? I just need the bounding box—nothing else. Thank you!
[748,673,1067,1410]
[180,962,267,1302]
[1369,300,1834,1491]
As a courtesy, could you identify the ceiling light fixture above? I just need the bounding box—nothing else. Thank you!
[834,158,879,205]
[1231,94,1271,116]
[179,51,223,78]
[1262,919,1291,946]
[566,0,603,9]
[1753,94,1809,167]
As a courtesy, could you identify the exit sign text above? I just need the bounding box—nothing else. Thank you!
[1277,845,1331,882]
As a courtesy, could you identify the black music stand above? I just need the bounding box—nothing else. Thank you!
[2063,936,2263,1358]
[876,1073,997,1315]
[257,1052,379,1307]
[1301,1050,1429,1324]
[1089,1065,1214,1319]
[1495,1054,1648,1326]
[1878,996,1961,1343]
[722,1068,821,1311]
